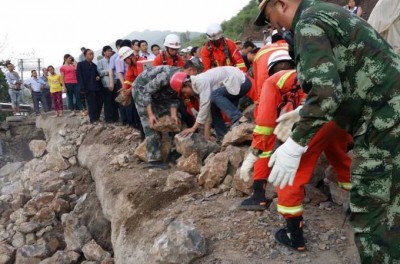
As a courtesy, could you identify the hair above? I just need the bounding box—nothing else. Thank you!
[5,62,12,67]
[151,44,160,51]
[138,40,148,47]
[243,41,256,49]
[63,54,72,65]
[131,39,139,46]
[47,65,54,70]
[190,46,199,56]
[31,70,36,74]
[183,60,197,70]
[272,33,284,43]
[83,49,92,56]
[80,47,86,51]
[102,45,112,53]
[249,47,260,55]
[115,39,123,48]
[121,39,131,48]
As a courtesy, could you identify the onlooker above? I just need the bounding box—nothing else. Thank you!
[138,40,155,60]
[26,70,46,116]
[241,41,256,70]
[131,39,140,54]
[76,49,103,123]
[190,46,204,74]
[151,44,161,57]
[4,62,22,115]
[78,47,86,62]
[98,45,119,123]
[47,65,64,117]
[40,67,52,112]
[60,54,82,115]
[343,0,363,16]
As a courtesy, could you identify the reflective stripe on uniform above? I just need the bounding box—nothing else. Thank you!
[277,70,296,89]
[254,46,288,63]
[259,151,272,158]
[124,81,133,86]
[236,63,246,68]
[253,125,274,135]
[338,182,352,190]
[277,204,304,215]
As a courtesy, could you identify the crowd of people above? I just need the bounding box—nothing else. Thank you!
[3,0,400,262]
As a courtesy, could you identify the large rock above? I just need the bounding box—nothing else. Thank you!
[39,250,80,264]
[224,145,246,168]
[222,122,255,147]
[134,137,171,162]
[0,243,16,264]
[58,145,77,159]
[152,220,206,264]
[44,153,69,172]
[175,133,220,159]
[233,169,253,195]
[0,162,24,178]
[304,185,328,205]
[82,239,110,262]
[165,171,195,191]
[152,116,181,133]
[176,152,201,175]
[61,213,92,252]
[326,179,350,206]
[198,152,229,189]
[29,140,47,158]
[15,244,48,264]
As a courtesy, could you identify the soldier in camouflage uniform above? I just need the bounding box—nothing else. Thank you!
[132,66,182,169]
[255,0,400,262]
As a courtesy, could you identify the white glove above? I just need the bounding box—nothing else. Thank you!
[239,151,259,182]
[268,137,307,189]
[274,105,303,142]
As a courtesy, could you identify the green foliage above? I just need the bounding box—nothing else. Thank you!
[0,60,13,121]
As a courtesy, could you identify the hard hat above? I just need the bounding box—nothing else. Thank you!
[267,50,293,74]
[186,46,193,51]
[206,23,223,41]
[164,34,181,49]
[118,46,134,60]
[170,72,190,95]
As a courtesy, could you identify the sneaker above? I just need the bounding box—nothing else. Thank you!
[238,195,270,211]
[147,161,170,170]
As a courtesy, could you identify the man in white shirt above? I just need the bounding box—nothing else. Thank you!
[26,70,46,115]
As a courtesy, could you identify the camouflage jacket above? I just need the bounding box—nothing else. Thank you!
[291,0,400,146]
[133,66,181,108]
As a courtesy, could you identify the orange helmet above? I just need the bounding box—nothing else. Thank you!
[170,72,189,95]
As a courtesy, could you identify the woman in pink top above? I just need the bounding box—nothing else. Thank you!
[60,54,83,112]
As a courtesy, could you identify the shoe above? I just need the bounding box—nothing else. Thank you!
[147,161,170,170]
[238,180,270,211]
[274,216,306,252]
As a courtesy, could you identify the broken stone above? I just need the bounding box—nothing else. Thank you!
[62,213,92,252]
[222,122,254,147]
[198,152,229,189]
[152,115,181,133]
[175,133,220,159]
[29,140,47,158]
[59,145,77,159]
[134,138,171,162]
[39,250,80,264]
[176,152,201,175]
[325,179,349,206]
[165,171,195,191]
[232,169,252,195]
[0,162,24,178]
[15,222,41,234]
[44,153,69,172]
[304,185,328,205]
[224,145,246,168]
[82,239,110,262]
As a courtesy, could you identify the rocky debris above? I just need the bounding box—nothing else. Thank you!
[175,133,220,159]
[152,220,206,264]
[44,153,70,172]
[59,145,77,159]
[176,152,201,175]
[305,185,328,205]
[198,152,229,189]
[224,145,246,168]
[39,250,80,264]
[233,169,253,195]
[165,171,195,191]
[29,140,47,158]
[0,162,24,178]
[242,104,255,123]
[152,116,181,133]
[134,137,171,162]
[222,122,254,147]
[326,179,350,206]
[0,243,16,264]
[82,239,111,262]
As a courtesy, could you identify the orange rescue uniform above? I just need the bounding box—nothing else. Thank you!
[201,38,247,73]
[153,51,184,67]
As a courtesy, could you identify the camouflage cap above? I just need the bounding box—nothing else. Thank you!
[254,0,272,26]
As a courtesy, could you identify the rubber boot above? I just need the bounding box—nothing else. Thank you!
[274,216,306,251]
[238,180,270,211]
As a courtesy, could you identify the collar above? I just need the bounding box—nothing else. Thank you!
[290,0,316,32]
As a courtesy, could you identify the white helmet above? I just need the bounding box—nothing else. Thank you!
[267,50,293,74]
[206,23,223,41]
[164,34,181,49]
[118,46,134,60]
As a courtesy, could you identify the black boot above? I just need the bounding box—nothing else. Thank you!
[274,216,306,251]
[238,180,270,211]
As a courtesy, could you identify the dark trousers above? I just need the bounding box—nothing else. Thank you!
[85,90,103,123]
[41,89,52,112]
[32,91,43,114]
[177,99,195,128]
[66,83,82,111]
[103,86,119,123]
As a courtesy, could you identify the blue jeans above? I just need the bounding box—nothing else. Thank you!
[8,89,21,108]
[66,83,82,111]
[210,76,251,138]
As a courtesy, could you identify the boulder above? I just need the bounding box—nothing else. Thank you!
[176,152,201,175]
[82,239,110,262]
[39,250,80,264]
[0,162,24,178]
[29,140,47,158]
[325,179,350,206]
[304,185,328,205]
[61,213,92,252]
[58,145,77,159]
[233,169,253,195]
[222,122,255,147]
[44,153,69,172]
[198,152,229,189]
[152,116,181,133]
[152,220,206,264]
[224,145,246,168]
[0,243,15,264]
[175,133,220,159]
[165,171,195,191]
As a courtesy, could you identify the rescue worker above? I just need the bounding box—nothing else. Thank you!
[170,66,251,140]
[201,23,247,73]
[132,64,197,170]
[153,34,185,67]
[255,0,400,261]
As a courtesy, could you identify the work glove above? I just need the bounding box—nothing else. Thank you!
[274,105,303,142]
[239,150,259,182]
[268,137,307,189]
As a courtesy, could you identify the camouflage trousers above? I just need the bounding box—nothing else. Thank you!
[133,88,170,162]
[350,123,400,264]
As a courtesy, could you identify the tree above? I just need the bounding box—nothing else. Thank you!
[0,60,12,121]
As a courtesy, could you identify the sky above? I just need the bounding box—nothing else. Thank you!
[0,0,251,72]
